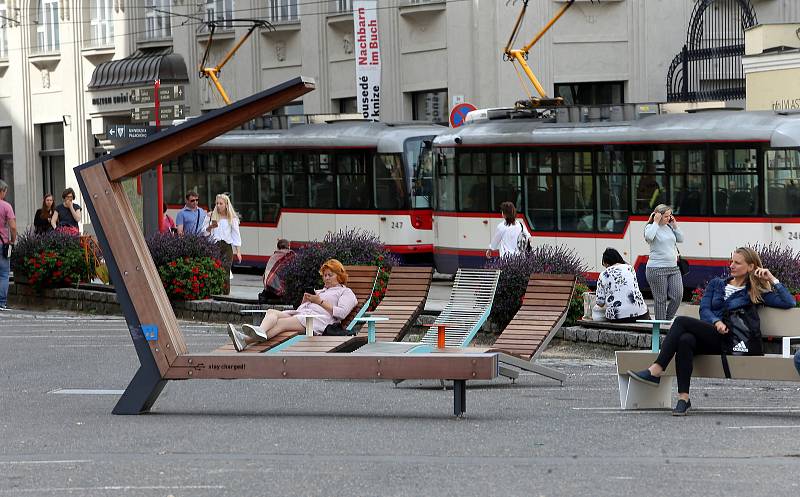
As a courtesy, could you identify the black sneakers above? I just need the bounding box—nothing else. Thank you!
[627,369,661,387]
[672,399,691,416]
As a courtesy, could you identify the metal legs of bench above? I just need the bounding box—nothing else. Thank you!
[617,373,673,409]
[499,354,566,385]
[453,380,467,417]
[113,365,167,415]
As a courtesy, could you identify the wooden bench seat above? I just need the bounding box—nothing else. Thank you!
[368,266,433,342]
[616,306,800,409]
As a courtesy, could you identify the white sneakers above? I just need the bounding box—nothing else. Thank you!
[227,323,266,352]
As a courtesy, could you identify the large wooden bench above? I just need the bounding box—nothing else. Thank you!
[616,306,800,409]
[73,77,499,417]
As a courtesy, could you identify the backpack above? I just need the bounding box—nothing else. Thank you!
[516,221,531,253]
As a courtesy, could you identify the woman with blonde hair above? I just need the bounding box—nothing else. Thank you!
[644,203,684,319]
[628,247,794,415]
[227,259,358,352]
[207,193,242,294]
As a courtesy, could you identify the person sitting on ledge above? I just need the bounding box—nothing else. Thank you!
[227,258,357,352]
[627,247,794,416]
[594,247,650,323]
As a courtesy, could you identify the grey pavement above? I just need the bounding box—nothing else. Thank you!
[3,309,800,496]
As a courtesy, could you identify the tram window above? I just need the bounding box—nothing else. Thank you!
[232,172,258,222]
[526,175,554,231]
[714,148,757,172]
[184,167,209,208]
[257,153,280,174]
[765,149,800,215]
[338,153,370,209]
[490,152,519,174]
[523,151,553,174]
[375,154,407,210]
[457,152,487,174]
[309,175,336,208]
[671,149,705,174]
[412,147,433,208]
[557,151,591,173]
[671,175,706,216]
[435,149,456,210]
[712,174,758,215]
[209,174,229,201]
[598,174,628,232]
[491,175,522,212]
[558,175,593,231]
[459,176,489,212]
[598,150,625,174]
[282,174,308,208]
[163,172,183,205]
[632,150,666,214]
[259,174,281,222]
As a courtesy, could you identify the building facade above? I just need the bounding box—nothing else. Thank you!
[1,0,800,230]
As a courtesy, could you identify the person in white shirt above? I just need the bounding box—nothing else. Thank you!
[486,201,531,258]
[207,193,242,294]
[595,248,650,323]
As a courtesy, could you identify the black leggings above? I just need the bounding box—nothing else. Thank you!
[654,316,722,394]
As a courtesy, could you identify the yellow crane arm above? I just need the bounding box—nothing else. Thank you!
[503,0,578,103]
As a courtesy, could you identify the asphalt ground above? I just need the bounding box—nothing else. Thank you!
[2,309,800,496]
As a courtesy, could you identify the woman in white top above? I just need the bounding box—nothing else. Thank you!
[486,201,531,258]
[207,193,242,294]
[595,248,650,323]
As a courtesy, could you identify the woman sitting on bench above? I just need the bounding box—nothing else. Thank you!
[627,247,794,416]
[594,248,650,323]
[227,259,358,352]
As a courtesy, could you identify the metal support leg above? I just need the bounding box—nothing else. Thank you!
[651,323,661,353]
[453,379,466,417]
[112,366,168,415]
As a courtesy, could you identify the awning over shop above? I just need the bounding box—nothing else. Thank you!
[88,48,189,90]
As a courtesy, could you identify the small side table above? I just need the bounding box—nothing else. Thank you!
[636,319,672,353]
[354,316,389,343]
[295,314,326,336]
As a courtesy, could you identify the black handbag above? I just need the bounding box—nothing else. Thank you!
[720,306,763,378]
[677,256,690,276]
[322,323,355,336]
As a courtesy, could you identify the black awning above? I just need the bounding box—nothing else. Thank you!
[88,48,189,90]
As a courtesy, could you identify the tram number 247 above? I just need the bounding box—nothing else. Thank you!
[390,221,404,229]
[787,231,800,240]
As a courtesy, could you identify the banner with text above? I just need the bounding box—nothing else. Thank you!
[353,0,381,120]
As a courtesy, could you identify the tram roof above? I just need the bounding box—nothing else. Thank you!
[200,121,446,153]
[433,110,800,148]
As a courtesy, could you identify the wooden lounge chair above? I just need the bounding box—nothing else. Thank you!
[367,266,433,342]
[216,265,378,354]
[428,273,576,384]
[73,77,499,418]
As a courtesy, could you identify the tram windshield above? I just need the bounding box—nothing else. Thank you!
[407,137,433,208]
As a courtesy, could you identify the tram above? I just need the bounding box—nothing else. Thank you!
[162,120,444,265]
[431,108,800,287]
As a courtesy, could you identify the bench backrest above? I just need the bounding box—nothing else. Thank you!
[677,305,799,338]
[493,273,577,361]
[342,265,379,330]
[370,266,434,342]
[420,268,501,348]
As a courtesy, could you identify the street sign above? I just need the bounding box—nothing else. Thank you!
[106,125,158,145]
[449,102,477,128]
[131,105,186,123]
[129,85,186,105]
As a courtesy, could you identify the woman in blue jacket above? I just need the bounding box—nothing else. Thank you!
[628,247,794,416]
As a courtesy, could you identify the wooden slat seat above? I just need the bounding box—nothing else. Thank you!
[475,273,577,383]
[368,266,433,342]
[216,265,378,353]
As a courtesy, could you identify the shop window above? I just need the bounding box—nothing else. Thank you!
[411,89,448,124]
[554,81,625,105]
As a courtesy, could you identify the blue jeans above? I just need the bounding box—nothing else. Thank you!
[0,254,9,307]
[795,349,800,376]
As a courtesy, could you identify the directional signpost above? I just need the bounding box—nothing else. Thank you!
[129,85,185,105]
[131,105,186,123]
[106,125,158,145]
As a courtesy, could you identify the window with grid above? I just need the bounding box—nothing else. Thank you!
[765,149,800,216]
[557,151,594,231]
[331,0,352,13]
[35,0,60,53]
[89,0,114,47]
[0,2,8,59]
[268,0,299,22]
[144,0,172,40]
[712,148,758,215]
[205,0,235,30]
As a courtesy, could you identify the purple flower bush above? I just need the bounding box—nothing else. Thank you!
[12,228,97,290]
[146,232,222,268]
[279,228,399,307]
[485,244,589,328]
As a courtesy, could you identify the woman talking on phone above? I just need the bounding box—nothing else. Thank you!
[207,193,241,294]
[644,203,684,320]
